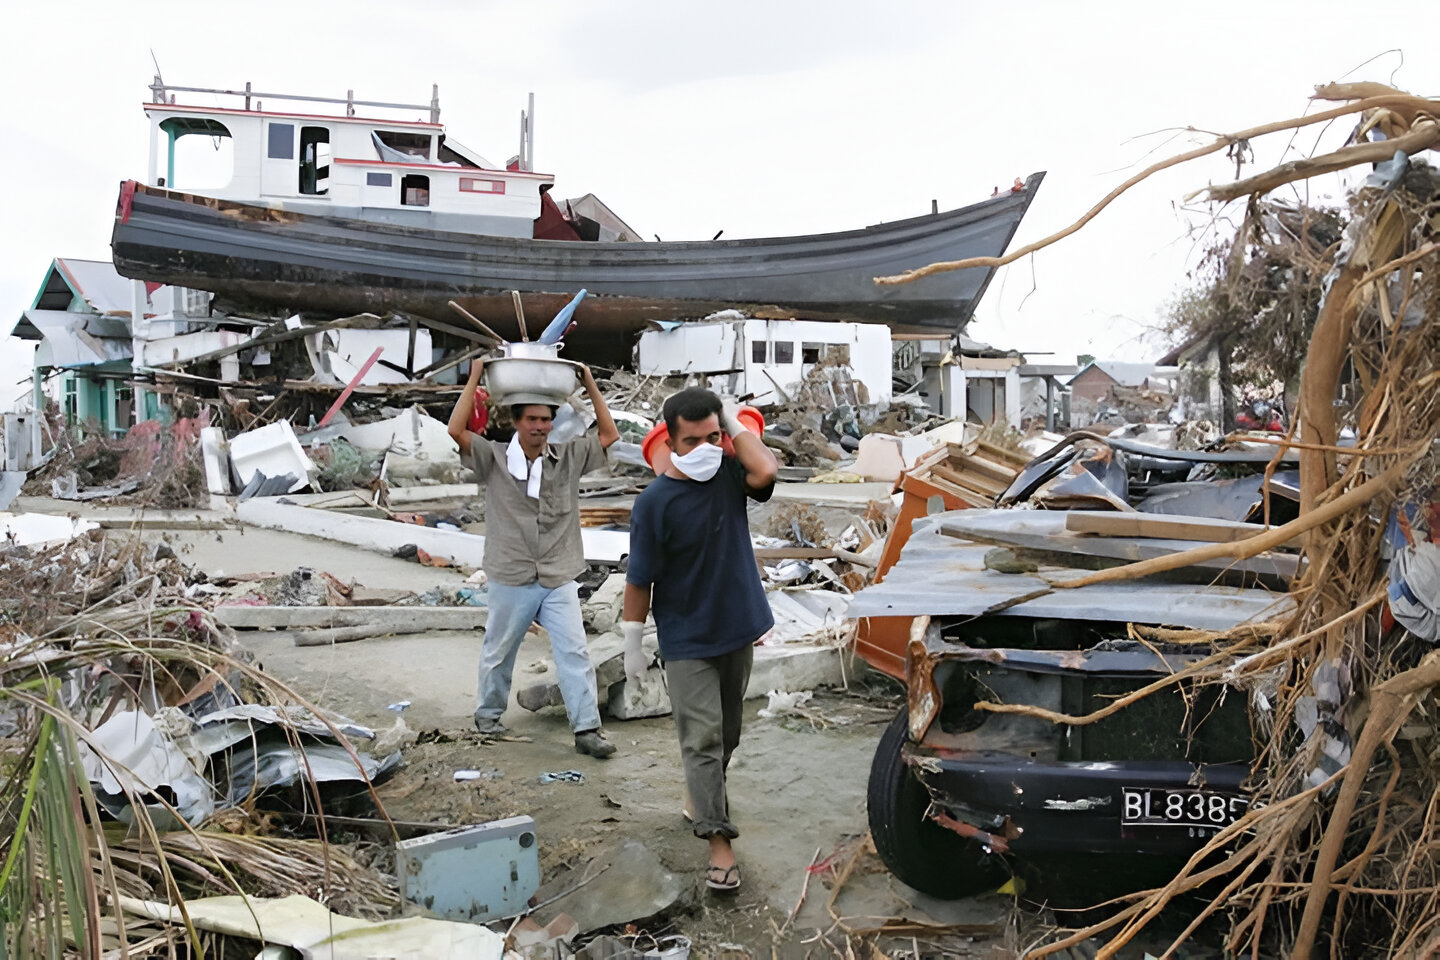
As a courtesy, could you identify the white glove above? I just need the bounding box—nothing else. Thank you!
[621,620,647,681]
[720,399,746,439]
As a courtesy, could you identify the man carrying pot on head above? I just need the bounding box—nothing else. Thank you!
[620,387,779,892]
[448,357,621,759]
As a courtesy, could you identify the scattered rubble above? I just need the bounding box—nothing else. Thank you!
[865,79,1440,959]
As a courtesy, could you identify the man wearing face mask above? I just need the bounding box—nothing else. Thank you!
[448,358,621,759]
[621,387,779,892]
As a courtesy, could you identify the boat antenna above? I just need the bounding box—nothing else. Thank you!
[149,49,167,103]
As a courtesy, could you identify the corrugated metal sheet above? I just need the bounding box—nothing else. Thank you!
[846,514,1293,630]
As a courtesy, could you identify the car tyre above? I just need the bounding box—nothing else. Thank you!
[867,708,1009,899]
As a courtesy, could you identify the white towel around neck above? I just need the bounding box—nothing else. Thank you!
[505,435,543,499]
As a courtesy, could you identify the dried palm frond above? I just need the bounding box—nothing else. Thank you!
[1,535,400,956]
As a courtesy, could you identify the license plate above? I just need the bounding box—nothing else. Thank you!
[1120,787,1248,828]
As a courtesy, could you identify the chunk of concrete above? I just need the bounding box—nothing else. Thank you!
[580,574,626,635]
[605,643,847,721]
[607,670,671,720]
[750,643,847,692]
[517,632,628,712]
[532,840,685,937]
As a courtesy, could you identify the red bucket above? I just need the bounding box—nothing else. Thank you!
[641,406,763,474]
[467,386,490,434]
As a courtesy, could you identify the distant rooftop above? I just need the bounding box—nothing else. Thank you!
[1071,360,1162,387]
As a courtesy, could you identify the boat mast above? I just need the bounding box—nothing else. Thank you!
[519,93,535,172]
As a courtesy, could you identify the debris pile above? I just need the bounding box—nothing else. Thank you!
[0,531,404,956]
[21,407,211,508]
[871,79,1440,958]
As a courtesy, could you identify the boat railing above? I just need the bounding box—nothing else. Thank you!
[148,77,441,124]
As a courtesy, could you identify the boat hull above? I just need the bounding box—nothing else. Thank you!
[111,175,1043,347]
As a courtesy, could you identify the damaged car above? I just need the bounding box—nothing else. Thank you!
[849,509,1294,898]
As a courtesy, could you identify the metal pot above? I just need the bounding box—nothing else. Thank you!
[500,341,563,361]
[482,356,580,405]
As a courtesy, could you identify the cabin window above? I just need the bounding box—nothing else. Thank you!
[459,177,506,195]
[751,341,768,364]
[437,138,482,168]
[375,130,433,161]
[298,126,331,195]
[774,341,795,364]
[801,342,823,364]
[401,174,430,207]
[366,172,393,187]
[158,117,233,190]
[267,124,295,160]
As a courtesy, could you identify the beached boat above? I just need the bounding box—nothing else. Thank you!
[110,81,1043,346]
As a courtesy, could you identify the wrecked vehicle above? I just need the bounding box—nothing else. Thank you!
[849,511,1294,898]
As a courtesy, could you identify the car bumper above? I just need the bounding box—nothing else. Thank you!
[908,747,1251,855]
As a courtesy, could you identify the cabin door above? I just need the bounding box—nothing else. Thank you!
[260,121,300,198]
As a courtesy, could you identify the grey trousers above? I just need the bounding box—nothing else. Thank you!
[664,645,754,840]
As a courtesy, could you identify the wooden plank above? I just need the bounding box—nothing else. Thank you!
[754,547,838,561]
[945,444,1020,483]
[915,470,989,507]
[930,463,1006,497]
[1064,512,1279,544]
[973,440,1033,469]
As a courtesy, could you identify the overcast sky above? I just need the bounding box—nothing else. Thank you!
[3,0,1437,409]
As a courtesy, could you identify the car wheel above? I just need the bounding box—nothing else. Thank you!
[867,708,1009,899]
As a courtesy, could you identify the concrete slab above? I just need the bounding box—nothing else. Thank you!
[532,839,685,936]
[282,484,477,509]
[235,500,629,566]
[770,481,894,507]
[216,605,488,630]
[0,511,99,547]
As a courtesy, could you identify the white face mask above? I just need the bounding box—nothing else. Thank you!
[670,442,723,482]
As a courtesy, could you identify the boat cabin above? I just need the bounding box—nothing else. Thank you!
[144,83,553,237]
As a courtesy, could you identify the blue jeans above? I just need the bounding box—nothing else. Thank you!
[475,579,602,733]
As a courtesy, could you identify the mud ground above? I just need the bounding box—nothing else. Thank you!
[130,512,1027,954]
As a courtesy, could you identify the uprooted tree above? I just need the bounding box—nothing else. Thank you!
[879,81,1440,958]
[1163,199,1347,426]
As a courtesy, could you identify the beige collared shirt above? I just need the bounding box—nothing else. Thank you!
[465,432,607,588]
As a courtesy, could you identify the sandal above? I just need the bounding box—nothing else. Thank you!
[705,863,741,891]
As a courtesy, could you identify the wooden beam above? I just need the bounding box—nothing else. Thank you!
[1064,511,1278,545]
[152,314,380,368]
[406,313,418,377]
[412,313,492,344]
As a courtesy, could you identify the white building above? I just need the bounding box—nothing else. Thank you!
[636,317,893,407]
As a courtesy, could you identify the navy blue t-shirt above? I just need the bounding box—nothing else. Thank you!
[626,456,774,661]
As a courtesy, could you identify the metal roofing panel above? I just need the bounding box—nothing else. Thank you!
[55,258,136,316]
[846,515,1293,630]
[25,311,133,367]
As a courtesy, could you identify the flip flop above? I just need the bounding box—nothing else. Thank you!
[705,863,741,892]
